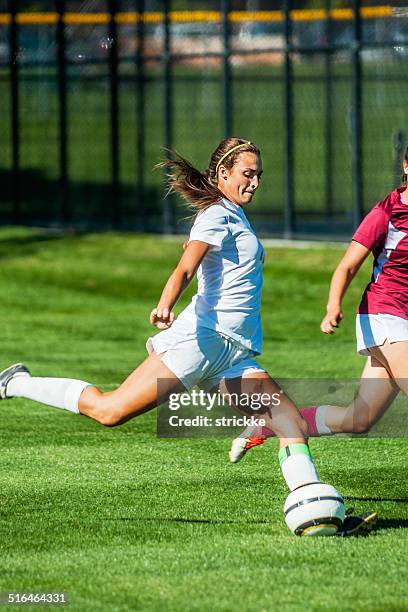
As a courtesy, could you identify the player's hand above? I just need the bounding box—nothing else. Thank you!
[320,307,343,334]
[150,307,175,330]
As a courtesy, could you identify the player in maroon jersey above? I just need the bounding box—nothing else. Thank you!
[315,149,408,437]
[230,147,408,456]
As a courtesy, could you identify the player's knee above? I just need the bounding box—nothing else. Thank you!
[341,414,371,434]
[97,410,122,427]
[351,418,371,434]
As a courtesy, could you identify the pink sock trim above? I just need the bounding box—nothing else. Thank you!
[300,406,318,437]
[260,406,319,438]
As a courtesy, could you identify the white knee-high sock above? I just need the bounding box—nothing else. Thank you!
[279,444,320,491]
[316,405,332,435]
[6,376,92,413]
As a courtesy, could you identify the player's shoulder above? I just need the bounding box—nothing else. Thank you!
[194,201,229,224]
[371,189,402,216]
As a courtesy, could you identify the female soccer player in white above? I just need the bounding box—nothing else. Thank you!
[1,137,360,533]
[231,148,408,444]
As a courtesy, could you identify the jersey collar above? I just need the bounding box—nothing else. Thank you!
[221,197,246,215]
[395,186,408,206]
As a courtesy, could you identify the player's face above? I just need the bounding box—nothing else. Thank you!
[218,152,263,206]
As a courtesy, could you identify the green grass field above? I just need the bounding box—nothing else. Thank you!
[0,228,407,611]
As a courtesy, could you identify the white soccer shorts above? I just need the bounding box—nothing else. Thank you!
[146,317,265,390]
[356,313,408,355]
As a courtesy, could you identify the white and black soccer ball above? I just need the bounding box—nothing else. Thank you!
[284,482,345,537]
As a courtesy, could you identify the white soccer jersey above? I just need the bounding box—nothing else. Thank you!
[178,198,265,354]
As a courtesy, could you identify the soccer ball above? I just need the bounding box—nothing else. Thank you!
[284,482,346,537]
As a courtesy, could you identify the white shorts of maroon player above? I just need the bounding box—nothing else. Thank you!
[356,314,408,355]
[146,316,265,391]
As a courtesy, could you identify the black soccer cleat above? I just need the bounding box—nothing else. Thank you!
[337,509,378,537]
[0,363,31,400]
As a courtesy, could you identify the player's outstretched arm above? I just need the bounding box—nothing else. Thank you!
[320,240,371,334]
[150,240,210,329]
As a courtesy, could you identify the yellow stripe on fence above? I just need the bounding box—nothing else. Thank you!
[64,13,110,25]
[230,11,284,22]
[170,11,221,23]
[16,12,58,25]
[290,10,327,21]
[0,6,395,27]
[361,6,393,18]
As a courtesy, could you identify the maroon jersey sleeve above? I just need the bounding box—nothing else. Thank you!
[352,206,389,252]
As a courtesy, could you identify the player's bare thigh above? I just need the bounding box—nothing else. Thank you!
[79,350,185,426]
[334,356,399,433]
[369,339,408,394]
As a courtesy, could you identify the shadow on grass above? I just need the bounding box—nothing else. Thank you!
[102,514,408,531]
[0,230,68,260]
[0,167,162,231]
[102,517,272,525]
[376,518,408,530]
[345,496,408,503]
[99,516,408,536]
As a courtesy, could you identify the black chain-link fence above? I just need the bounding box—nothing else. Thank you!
[0,1,407,238]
